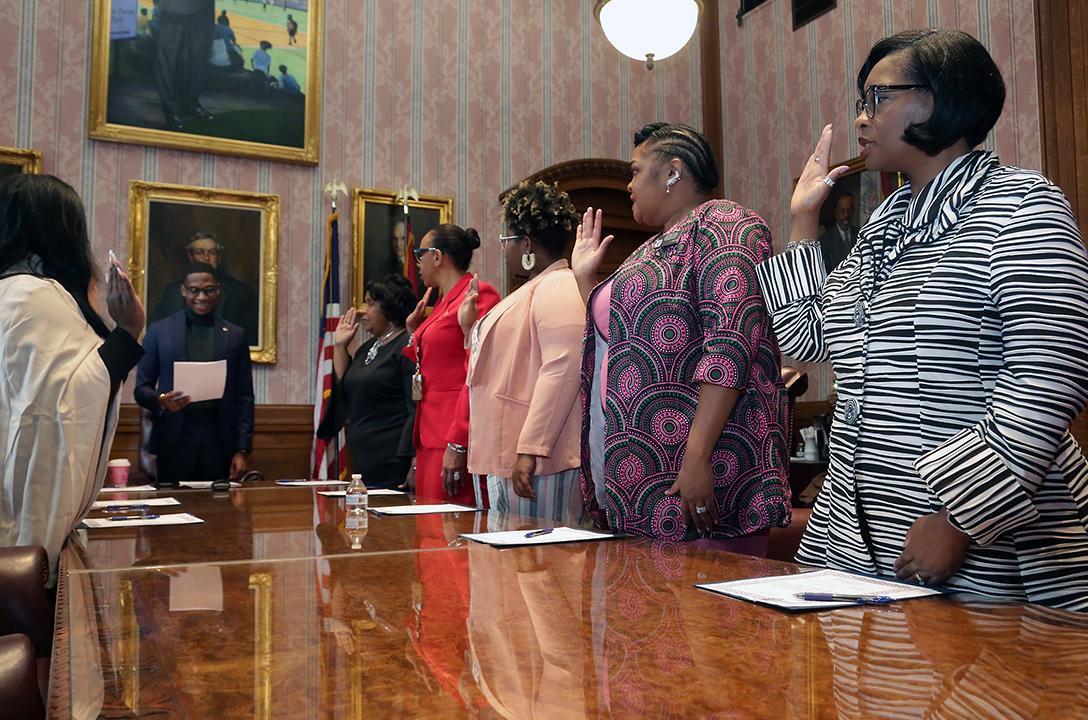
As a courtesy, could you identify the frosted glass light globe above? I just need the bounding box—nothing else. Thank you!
[595,0,702,69]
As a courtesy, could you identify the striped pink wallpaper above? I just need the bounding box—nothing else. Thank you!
[3,0,703,405]
[718,0,1042,400]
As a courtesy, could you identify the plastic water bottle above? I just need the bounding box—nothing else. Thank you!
[346,473,368,516]
[345,512,368,550]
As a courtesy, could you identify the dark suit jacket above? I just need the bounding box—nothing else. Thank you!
[134,310,255,456]
[818,224,859,273]
[158,0,215,16]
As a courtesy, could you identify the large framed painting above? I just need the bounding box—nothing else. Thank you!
[128,181,279,363]
[351,188,453,305]
[90,0,323,164]
[0,146,42,181]
[808,156,902,273]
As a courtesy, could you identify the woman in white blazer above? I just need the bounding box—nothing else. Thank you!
[757,29,1088,610]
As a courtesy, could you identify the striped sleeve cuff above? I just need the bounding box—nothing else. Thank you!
[755,245,826,313]
[915,428,1040,546]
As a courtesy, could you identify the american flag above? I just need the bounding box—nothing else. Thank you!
[402,210,419,291]
[311,208,349,479]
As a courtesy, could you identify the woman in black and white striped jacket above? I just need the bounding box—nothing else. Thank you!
[756,29,1088,611]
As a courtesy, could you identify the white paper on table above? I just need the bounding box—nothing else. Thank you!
[696,568,942,611]
[460,526,618,547]
[169,565,224,612]
[179,481,241,489]
[91,497,181,509]
[369,503,479,515]
[172,360,227,403]
[318,488,405,497]
[98,485,157,493]
[81,512,205,529]
[276,479,350,486]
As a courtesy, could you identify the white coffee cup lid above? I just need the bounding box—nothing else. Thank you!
[107,458,131,467]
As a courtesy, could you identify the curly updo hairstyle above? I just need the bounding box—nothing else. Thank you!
[501,181,580,257]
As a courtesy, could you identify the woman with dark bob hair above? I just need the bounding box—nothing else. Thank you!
[573,122,791,553]
[320,273,419,487]
[757,29,1088,610]
[0,174,145,583]
[452,181,586,523]
[403,224,500,503]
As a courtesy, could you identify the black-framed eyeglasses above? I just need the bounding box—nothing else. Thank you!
[183,284,220,297]
[497,234,527,248]
[412,247,439,261]
[856,84,928,118]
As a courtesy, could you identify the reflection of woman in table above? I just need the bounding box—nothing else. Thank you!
[758,29,1088,609]
[319,273,417,487]
[573,122,791,550]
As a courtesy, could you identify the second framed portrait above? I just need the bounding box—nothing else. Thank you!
[128,181,279,363]
[351,188,453,305]
[89,0,322,164]
[0,146,42,181]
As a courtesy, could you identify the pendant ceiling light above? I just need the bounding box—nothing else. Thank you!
[594,0,703,70]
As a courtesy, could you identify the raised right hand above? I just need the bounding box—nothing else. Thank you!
[333,306,360,347]
[790,124,852,221]
[405,287,433,333]
[106,261,146,339]
[158,390,191,413]
[571,207,614,284]
[457,275,479,338]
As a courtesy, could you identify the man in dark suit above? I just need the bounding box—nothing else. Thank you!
[155,0,216,131]
[155,231,260,346]
[136,263,255,487]
[818,192,859,273]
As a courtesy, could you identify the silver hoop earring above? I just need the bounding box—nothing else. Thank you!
[521,252,536,271]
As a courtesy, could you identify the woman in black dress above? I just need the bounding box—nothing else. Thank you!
[318,274,417,487]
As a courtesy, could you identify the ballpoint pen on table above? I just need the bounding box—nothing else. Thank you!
[104,504,150,512]
[795,592,896,604]
[524,528,554,538]
[109,514,160,522]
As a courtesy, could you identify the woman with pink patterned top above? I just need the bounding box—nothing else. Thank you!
[572,122,790,553]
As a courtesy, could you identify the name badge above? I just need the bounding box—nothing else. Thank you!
[411,371,423,401]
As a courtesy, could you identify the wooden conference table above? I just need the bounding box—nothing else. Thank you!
[47,483,1088,719]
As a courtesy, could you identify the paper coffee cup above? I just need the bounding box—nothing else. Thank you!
[106,458,131,487]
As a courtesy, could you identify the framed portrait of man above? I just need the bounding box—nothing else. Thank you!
[351,188,453,306]
[128,180,279,363]
[804,156,902,274]
[0,146,42,181]
[89,0,322,164]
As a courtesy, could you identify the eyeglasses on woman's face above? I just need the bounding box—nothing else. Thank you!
[412,247,439,261]
[497,234,527,248]
[856,84,928,118]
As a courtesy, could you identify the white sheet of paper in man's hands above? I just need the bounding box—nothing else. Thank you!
[172,360,227,402]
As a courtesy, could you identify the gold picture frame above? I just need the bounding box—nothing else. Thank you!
[89,0,323,164]
[0,146,42,178]
[128,181,279,363]
[350,188,454,305]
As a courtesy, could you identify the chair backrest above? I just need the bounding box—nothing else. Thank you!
[139,407,157,479]
[781,366,808,457]
[0,634,45,720]
[0,546,52,658]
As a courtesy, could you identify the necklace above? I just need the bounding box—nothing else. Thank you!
[364,327,404,365]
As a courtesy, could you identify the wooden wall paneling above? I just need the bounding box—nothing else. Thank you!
[1037,0,1088,447]
[110,404,316,482]
[700,0,724,198]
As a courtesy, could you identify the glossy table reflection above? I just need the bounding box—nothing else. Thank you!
[50,485,1088,719]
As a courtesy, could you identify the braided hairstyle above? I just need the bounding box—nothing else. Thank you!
[501,181,579,257]
[633,122,720,193]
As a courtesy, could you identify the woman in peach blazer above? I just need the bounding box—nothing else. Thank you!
[451,182,585,523]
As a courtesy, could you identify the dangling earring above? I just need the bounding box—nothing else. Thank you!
[665,172,680,194]
[521,251,536,271]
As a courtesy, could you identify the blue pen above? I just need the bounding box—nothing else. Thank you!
[109,514,160,522]
[796,592,895,604]
[524,528,554,538]
[104,504,150,512]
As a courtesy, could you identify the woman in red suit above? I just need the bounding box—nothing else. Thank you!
[404,224,499,504]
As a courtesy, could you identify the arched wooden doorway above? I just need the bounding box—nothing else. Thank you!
[499,158,654,294]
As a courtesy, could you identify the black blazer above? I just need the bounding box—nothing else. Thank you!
[134,310,254,456]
